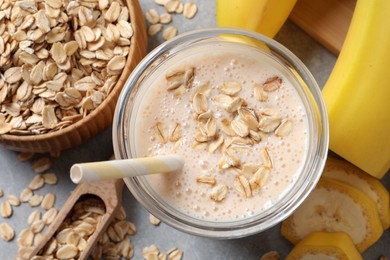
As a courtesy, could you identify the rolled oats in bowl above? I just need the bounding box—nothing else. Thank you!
[0,0,147,152]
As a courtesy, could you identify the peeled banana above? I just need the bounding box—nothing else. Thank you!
[216,0,297,38]
[286,232,362,260]
[281,178,383,252]
[322,0,390,178]
[322,157,390,230]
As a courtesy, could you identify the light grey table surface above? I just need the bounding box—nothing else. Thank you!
[1,1,389,259]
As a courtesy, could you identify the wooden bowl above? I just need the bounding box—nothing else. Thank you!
[0,0,147,153]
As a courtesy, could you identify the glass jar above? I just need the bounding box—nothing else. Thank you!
[113,28,329,238]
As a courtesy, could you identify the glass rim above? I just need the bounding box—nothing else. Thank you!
[113,27,329,238]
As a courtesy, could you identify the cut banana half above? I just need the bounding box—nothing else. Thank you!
[281,178,383,252]
[286,231,362,260]
[322,157,390,230]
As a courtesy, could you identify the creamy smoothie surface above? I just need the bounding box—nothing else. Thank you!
[133,43,309,222]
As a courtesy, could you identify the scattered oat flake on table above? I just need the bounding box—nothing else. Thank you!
[0,201,12,218]
[163,26,178,40]
[7,195,21,206]
[42,173,58,185]
[160,12,172,24]
[114,205,127,220]
[31,157,52,173]
[183,2,197,19]
[29,194,44,207]
[167,247,184,260]
[127,221,137,235]
[155,0,170,5]
[28,210,41,227]
[99,219,136,259]
[148,23,163,36]
[0,222,14,241]
[41,192,56,210]
[146,8,160,24]
[20,188,33,203]
[165,0,180,13]
[17,152,35,162]
[113,220,131,239]
[175,2,184,13]
[142,244,160,259]
[17,228,34,248]
[42,208,58,225]
[149,214,161,226]
[118,237,134,258]
[31,219,45,234]
[28,175,45,191]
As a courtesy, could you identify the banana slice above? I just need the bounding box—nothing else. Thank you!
[286,231,362,260]
[281,178,383,252]
[322,157,390,229]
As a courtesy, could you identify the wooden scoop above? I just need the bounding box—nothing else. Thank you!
[29,179,124,259]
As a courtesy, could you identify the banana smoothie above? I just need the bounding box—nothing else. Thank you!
[133,42,309,222]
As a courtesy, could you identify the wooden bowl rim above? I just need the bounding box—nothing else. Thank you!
[0,0,144,144]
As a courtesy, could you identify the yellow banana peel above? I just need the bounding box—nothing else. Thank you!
[216,0,297,38]
[286,232,362,260]
[322,0,390,178]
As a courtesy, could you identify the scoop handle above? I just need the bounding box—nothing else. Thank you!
[29,179,124,259]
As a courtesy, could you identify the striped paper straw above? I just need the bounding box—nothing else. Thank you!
[70,155,184,184]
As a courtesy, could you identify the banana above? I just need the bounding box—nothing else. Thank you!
[322,0,390,178]
[322,157,390,230]
[281,178,383,252]
[286,232,362,260]
[216,0,297,38]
